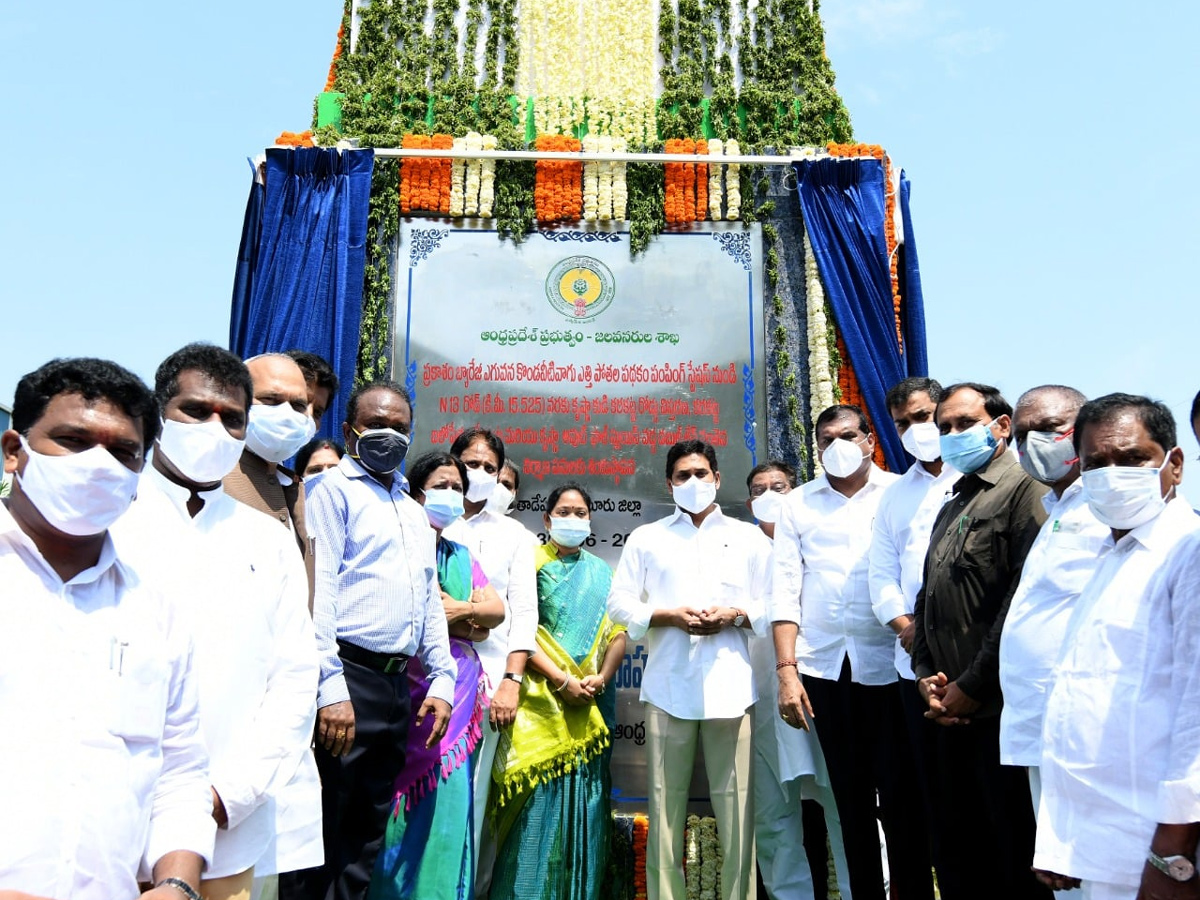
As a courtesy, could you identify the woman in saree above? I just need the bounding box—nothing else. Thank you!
[369,451,506,900]
[489,482,628,900]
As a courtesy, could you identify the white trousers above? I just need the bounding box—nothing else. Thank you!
[472,720,501,898]
[753,743,852,900]
[645,703,755,900]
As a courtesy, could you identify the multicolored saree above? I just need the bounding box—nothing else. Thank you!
[369,537,488,900]
[489,543,624,900]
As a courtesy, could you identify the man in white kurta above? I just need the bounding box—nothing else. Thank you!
[115,348,319,900]
[609,440,770,900]
[997,385,1106,810]
[744,461,850,900]
[0,356,214,900]
[1033,393,1197,899]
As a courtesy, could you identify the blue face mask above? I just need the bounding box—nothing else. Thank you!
[423,488,465,529]
[939,420,999,475]
[549,516,592,549]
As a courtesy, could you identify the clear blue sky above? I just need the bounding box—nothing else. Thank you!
[3,1,1198,472]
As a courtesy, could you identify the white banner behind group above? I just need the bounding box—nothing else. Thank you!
[396,220,765,811]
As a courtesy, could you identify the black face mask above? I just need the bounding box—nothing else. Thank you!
[352,428,411,474]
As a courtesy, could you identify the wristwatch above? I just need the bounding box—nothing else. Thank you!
[732,609,747,628]
[1148,852,1196,881]
[502,672,524,685]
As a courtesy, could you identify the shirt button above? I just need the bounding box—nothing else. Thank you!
[268,476,278,485]
[279,513,288,522]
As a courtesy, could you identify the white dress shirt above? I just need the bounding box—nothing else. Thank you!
[608,506,771,719]
[114,467,320,879]
[443,509,539,693]
[868,461,959,678]
[0,503,214,899]
[998,481,1107,766]
[773,466,900,685]
[306,456,457,707]
[1034,495,1200,886]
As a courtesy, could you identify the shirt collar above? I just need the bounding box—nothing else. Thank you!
[341,454,406,498]
[666,503,726,529]
[142,463,226,519]
[955,448,1017,489]
[1119,493,1196,552]
[813,463,891,496]
[1043,477,1083,515]
[0,499,123,588]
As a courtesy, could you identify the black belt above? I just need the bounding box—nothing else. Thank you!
[338,640,409,674]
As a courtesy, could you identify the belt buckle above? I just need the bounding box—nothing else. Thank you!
[383,656,405,674]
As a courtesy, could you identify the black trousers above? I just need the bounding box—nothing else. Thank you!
[898,677,947,884]
[804,660,934,900]
[303,657,412,900]
[925,714,1051,900]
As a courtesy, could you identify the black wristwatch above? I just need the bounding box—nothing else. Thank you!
[1148,852,1196,882]
[502,672,524,685]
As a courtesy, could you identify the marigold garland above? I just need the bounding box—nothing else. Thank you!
[432,133,454,215]
[533,134,582,223]
[323,20,345,93]
[633,813,649,899]
[826,141,885,159]
[274,130,315,147]
[884,155,903,350]
[664,138,708,225]
[694,141,708,222]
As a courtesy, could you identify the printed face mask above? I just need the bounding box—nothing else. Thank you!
[821,437,869,479]
[672,476,717,514]
[1018,429,1078,485]
[549,516,592,549]
[465,467,497,503]
[244,402,315,464]
[17,436,140,536]
[157,418,245,485]
[901,421,942,463]
[1081,456,1173,531]
[423,488,465,529]
[939,421,999,475]
[750,489,786,524]
[352,427,410,474]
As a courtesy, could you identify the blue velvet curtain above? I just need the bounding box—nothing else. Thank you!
[794,158,929,472]
[229,147,374,441]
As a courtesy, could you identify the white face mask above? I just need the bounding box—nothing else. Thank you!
[465,467,497,503]
[244,402,315,464]
[900,421,942,463]
[821,437,869,479]
[1081,455,1174,531]
[750,489,786,524]
[17,436,140,536]
[486,483,516,516]
[672,476,718,514]
[157,418,246,485]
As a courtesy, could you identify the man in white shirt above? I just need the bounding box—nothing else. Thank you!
[775,404,933,900]
[0,357,213,900]
[745,461,850,900]
[305,381,455,900]
[608,440,770,900]
[443,428,537,896]
[115,345,320,900]
[998,385,1107,813]
[868,377,959,888]
[1033,393,1199,900]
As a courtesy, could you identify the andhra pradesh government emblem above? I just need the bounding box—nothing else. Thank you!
[545,256,616,321]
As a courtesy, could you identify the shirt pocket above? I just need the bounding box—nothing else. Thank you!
[106,644,171,743]
[950,517,995,573]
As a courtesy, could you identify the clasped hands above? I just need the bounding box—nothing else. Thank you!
[672,605,740,635]
[917,671,981,726]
